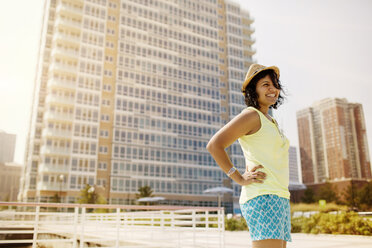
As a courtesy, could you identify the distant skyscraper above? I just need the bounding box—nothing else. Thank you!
[288,146,300,183]
[297,98,371,184]
[19,0,255,207]
[0,131,16,163]
[0,162,22,202]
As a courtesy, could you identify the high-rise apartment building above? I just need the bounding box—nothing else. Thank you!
[297,98,371,184]
[19,0,255,207]
[0,131,16,163]
[288,146,300,183]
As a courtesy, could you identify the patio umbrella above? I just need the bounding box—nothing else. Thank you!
[203,187,234,208]
[137,196,166,202]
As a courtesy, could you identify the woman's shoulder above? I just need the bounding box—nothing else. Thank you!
[238,107,261,125]
[241,106,260,118]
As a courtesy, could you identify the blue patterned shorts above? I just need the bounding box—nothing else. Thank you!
[240,194,292,242]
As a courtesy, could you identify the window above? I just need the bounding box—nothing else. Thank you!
[99,146,108,154]
[98,162,107,170]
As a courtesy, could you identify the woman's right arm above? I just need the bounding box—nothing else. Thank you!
[206,109,266,186]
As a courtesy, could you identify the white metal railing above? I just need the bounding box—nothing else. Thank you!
[0,202,225,248]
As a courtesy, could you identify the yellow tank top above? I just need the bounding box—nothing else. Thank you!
[238,107,290,204]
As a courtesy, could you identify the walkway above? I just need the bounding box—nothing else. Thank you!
[225,231,372,248]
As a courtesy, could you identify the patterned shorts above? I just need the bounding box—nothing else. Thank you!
[240,194,292,242]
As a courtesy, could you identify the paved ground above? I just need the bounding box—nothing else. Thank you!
[225,232,372,248]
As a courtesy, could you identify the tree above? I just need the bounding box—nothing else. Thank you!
[77,184,106,204]
[136,185,154,199]
[315,182,338,203]
[342,182,360,208]
[51,193,61,203]
[301,188,315,203]
[359,181,372,210]
[135,186,154,205]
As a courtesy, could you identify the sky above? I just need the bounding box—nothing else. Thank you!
[0,0,371,164]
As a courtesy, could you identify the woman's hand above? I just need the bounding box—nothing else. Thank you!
[238,165,266,186]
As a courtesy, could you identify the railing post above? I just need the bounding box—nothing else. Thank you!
[205,210,209,230]
[192,210,196,247]
[219,209,225,248]
[80,207,86,248]
[72,206,78,248]
[32,205,40,248]
[171,211,175,228]
[116,208,120,248]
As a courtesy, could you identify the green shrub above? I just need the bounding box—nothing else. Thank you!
[291,216,306,233]
[291,202,348,213]
[225,217,248,231]
[291,212,372,236]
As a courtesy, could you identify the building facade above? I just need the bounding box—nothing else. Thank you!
[297,98,371,184]
[289,146,300,183]
[0,131,16,163]
[19,0,255,207]
[0,162,22,202]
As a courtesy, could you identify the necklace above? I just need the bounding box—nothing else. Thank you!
[272,118,285,141]
[264,113,273,123]
[260,109,285,142]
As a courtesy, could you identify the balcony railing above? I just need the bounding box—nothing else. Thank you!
[40,145,71,155]
[36,182,68,191]
[42,128,72,138]
[38,163,70,174]
[50,61,78,74]
[0,202,225,248]
[45,94,75,106]
[47,78,76,90]
[53,32,81,44]
[51,46,80,59]
[56,2,83,16]
[54,16,82,31]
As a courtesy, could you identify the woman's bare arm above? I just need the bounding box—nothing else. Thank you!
[206,109,266,185]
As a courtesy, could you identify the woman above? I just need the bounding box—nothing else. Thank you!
[206,63,291,248]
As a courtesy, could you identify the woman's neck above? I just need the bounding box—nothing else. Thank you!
[258,105,269,115]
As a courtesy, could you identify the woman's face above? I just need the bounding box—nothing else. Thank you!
[255,74,280,108]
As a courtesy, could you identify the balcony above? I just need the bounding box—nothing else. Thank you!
[40,145,71,156]
[244,47,256,56]
[42,128,72,138]
[53,32,81,45]
[47,78,76,90]
[38,163,70,174]
[245,26,255,35]
[44,111,74,122]
[244,36,255,45]
[51,46,79,60]
[247,17,254,25]
[49,61,78,74]
[56,2,83,18]
[37,181,68,191]
[54,16,82,31]
[45,94,75,106]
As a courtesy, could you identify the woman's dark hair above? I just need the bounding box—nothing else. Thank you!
[243,69,285,109]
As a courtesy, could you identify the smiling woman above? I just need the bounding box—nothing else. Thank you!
[242,64,284,111]
[206,63,291,248]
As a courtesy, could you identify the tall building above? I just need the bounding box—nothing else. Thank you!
[297,98,371,184]
[0,162,22,202]
[19,0,255,207]
[0,131,16,163]
[289,146,300,183]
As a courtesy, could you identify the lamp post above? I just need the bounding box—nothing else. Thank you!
[88,185,95,204]
[58,174,64,203]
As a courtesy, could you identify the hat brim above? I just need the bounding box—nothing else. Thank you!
[241,66,280,95]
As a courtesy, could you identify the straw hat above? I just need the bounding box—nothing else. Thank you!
[241,64,280,96]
